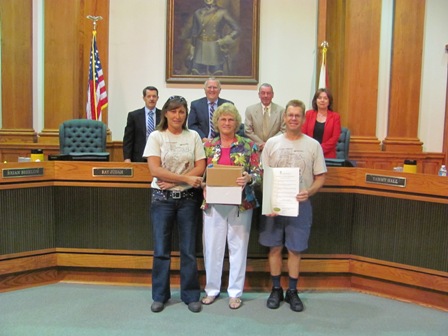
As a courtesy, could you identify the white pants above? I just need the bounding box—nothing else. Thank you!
[203,205,253,298]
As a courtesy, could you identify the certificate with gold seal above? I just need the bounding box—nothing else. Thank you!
[262,167,300,217]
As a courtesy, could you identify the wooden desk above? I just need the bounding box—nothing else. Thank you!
[1,162,447,310]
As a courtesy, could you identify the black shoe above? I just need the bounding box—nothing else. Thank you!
[267,287,284,309]
[285,289,304,312]
[187,301,202,313]
[151,301,165,313]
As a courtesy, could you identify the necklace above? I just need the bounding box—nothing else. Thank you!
[317,111,327,122]
[317,111,327,117]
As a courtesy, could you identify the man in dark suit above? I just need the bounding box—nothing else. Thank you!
[188,78,232,142]
[123,86,161,162]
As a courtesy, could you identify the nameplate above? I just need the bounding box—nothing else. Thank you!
[92,168,134,177]
[2,167,44,178]
[365,174,406,187]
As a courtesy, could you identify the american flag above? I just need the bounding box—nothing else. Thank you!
[86,31,108,120]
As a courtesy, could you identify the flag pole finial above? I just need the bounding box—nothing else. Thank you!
[87,15,103,31]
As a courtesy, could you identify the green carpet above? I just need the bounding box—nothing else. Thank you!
[0,283,446,336]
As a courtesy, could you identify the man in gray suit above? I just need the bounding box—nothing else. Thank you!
[244,83,285,151]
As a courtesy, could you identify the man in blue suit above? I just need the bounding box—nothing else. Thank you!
[188,78,232,142]
[123,86,161,162]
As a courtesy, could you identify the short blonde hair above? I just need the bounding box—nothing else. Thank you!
[212,103,241,134]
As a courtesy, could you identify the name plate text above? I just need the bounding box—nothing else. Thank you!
[365,174,406,187]
[92,168,134,177]
[2,167,44,178]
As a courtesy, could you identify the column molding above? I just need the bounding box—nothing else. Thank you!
[382,0,425,152]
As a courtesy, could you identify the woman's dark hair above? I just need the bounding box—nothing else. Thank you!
[157,96,188,131]
[311,88,333,111]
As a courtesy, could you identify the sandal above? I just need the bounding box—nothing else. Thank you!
[201,294,219,305]
[229,297,242,310]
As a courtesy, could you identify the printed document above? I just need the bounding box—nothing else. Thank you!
[262,167,300,217]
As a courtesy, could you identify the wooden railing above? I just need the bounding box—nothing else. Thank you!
[0,141,445,174]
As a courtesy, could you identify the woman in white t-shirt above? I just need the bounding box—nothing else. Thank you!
[143,96,206,314]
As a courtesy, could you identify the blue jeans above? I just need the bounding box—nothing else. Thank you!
[151,192,201,304]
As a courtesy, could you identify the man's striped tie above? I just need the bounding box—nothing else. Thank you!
[147,110,154,139]
[209,103,215,138]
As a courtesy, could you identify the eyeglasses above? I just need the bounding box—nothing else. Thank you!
[286,114,303,119]
[168,95,186,102]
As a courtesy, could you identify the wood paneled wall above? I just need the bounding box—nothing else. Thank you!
[318,0,445,163]
[40,0,109,143]
[323,0,382,152]
[0,0,34,143]
[0,0,446,168]
[0,0,109,145]
[321,0,382,151]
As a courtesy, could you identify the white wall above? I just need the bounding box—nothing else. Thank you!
[106,0,447,153]
[419,0,448,152]
[108,0,318,141]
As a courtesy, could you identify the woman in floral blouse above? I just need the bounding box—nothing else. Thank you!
[201,102,261,309]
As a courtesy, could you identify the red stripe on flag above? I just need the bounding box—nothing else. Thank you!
[86,31,108,120]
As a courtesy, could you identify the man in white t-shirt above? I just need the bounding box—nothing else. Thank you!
[260,99,327,312]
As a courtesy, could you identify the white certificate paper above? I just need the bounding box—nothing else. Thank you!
[262,167,300,217]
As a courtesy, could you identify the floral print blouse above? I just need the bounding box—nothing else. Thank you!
[203,134,262,211]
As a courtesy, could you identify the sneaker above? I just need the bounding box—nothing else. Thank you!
[187,301,202,313]
[151,301,165,313]
[285,289,304,312]
[267,286,284,309]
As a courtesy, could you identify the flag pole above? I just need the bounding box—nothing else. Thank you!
[318,41,329,89]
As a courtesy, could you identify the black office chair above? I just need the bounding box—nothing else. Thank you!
[59,119,107,154]
[336,127,350,160]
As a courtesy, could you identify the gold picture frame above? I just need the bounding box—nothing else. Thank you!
[166,0,260,85]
